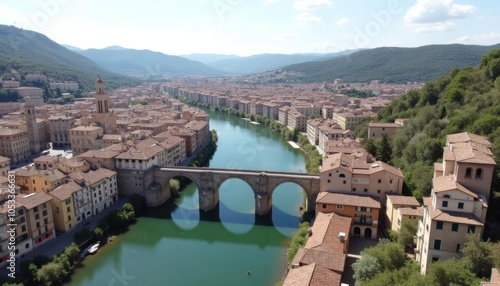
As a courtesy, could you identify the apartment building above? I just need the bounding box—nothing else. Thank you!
[385,195,421,231]
[77,149,120,170]
[17,192,56,250]
[82,168,118,215]
[416,132,494,275]
[278,106,291,125]
[185,120,210,150]
[320,152,404,202]
[368,122,403,139]
[0,102,21,116]
[48,114,75,148]
[284,212,352,286]
[322,105,335,119]
[0,156,10,176]
[287,110,307,132]
[70,125,104,155]
[316,192,380,239]
[318,125,354,155]
[262,103,279,120]
[0,128,30,164]
[48,181,79,232]
[14,168,66,193]
[170,128,197,157]
[306,118,325,145]
[332,112,373,131]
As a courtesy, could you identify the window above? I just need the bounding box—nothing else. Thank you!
[34,206,39,212]
[68,215,71,221]
[389,179,393,183]
[321,204,327,209]
[434,239,441,250]
[328,173,331,177]
[327,179,330,183]
[468,226,476,234]
[465,167,472,178]
[432,257,439,262]
[42,210,47,216]
[458,202,464,209]
[475,168,482,179]
[456,244,461,253]
[339,174,345,178]
[35,214,40,220]
[343,180,346,184]
[352,188,356,192]
[364,188,368,192]
[66,199,71,205]
[451,223,459,232]
[436,221,443,229]
[336,205,343,210]
[56,207,59,214]
[442,201,448,207]
[377,190,381,194]
[378,179,381,183]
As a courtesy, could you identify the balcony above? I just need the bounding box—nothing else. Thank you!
[354,217,373,225]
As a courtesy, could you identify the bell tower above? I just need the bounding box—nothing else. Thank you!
[93,76,117,134]
[25,97,41,153]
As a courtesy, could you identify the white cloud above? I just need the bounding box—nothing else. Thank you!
[456,32,500,44]
[413,21,453,32]
[294,12,322,23]
[264,0,279,4]
[336,17,349,26]
[405,0,475,23]
[293,0,332,11]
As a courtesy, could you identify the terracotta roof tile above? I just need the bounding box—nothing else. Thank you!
[316,192,380,209]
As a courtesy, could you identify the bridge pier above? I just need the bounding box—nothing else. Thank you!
[199,188,219,212]
[255,193,272,216]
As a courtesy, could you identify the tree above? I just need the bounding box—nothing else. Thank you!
[36,261,67,286]
[426,258,479,286]
[398,219,418,247]
[363,240,406,271]
[94,227,104,241]
[64,242,80,265]
[362,138,377,156]
[364,261,424,286]
[376,135,392,163]
[352,254,381,285]
[461,233,493,278]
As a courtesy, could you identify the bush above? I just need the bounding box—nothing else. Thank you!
[287,222,310,263]
[74,228,93,245]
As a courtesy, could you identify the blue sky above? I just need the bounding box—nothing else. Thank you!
[1,0,499,56]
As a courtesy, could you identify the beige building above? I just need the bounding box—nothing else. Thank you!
[287,110,307,132]
[14,168,66,193]
[416,132,494,275]
[0,102,21,116]
[318,126,354,155]
[92,77,117,134]
[0,156,10,176]
[332,112,373,131]
[48,114,75,148]
[70,125,104,155]
[0,128,30,164]
[320,152,404,202]
[368,122,403,139]
[385,195,421,231]
[77,149,120,170]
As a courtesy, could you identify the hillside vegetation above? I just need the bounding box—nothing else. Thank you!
[0,25,138,91]
[359,49,500,232]
[283,44,500,83]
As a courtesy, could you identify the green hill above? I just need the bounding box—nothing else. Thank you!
[359,49,500,234]
[283,44,500,83]
[207,51,357,74]
[76,47,224,76]
[0,25,138,91]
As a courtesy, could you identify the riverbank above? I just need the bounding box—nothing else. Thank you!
[172,95,323,173]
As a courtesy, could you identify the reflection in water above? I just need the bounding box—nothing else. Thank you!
[170,184,200,230]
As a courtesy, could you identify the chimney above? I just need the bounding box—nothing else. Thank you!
[339,232,346,243]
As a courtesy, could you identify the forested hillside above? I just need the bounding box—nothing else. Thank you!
[283,44,500,83]
[357,49,500,231]
[0,25,137,91]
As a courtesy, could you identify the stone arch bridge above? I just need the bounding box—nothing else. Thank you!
[148,167,321,216]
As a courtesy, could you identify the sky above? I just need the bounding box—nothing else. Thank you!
[0,0,499,56]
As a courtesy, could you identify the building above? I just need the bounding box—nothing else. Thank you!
[368,122,403,139]
[332,112,373,131]
[288,110,307,132]
[25,99,42,154]
[320,152,404,202]
[49,181,79,232]
[316,192,380,239]
[385,195,421,231]
[17,192,56,250]
[77,149,120,170]
[0,128,30,164]
[70,125,104,155]
[14,168,66,193]
[415,132,495,275]
[284,212,352,286]
[15,87,44,106]
[0,156,10,176]
[0,102,21,116]
[92,77,117,134]
[48,114,75,148]
[70,168,118,215]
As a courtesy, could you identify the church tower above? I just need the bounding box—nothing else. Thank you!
[25,97,41,153]
[93,76,117,134]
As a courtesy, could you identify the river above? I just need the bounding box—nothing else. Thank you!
[66,110,306,286]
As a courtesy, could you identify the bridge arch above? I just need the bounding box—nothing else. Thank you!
[218,178,256,234]
[214,175,257,195]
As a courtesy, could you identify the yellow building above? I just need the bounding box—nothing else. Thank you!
[15,168,67,193]
[385,194,422,231]
[49,181,79,232]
